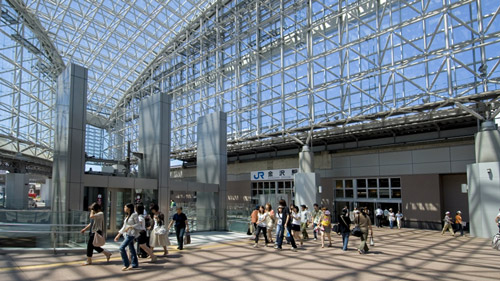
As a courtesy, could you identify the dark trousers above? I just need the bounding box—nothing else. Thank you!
[276,224,297,249]
[175,226,186,250]
[456,223,464,236]
[87,231,104,257]
[255,226,269,244]
[376,215,383,227]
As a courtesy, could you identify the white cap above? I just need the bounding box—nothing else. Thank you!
[457,210,461,214]
[446,211,450,214]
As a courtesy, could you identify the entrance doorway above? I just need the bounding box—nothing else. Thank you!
[106,188,133,236]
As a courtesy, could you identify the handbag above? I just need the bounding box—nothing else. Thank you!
[155,226,167,235]
[351,215,363,237]
[370,235,375,246]
[184,232,191,245]
[93,231,105,247]
[332,223,340,235]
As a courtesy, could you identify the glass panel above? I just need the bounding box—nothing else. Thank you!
[345,189,353,198]
[368,189,378,198]
[379,178,389,188]
[345,179,353,188]
[368,179,378,187]
[357,179,366,188]
[379,189,390,198]
[357,188,367,198]
[336,180,343,188]
[392,189,402,198]
[336,190,344,198]
[264,182,269,189]
[391,178,401,187]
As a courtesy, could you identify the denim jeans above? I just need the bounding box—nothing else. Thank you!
[286,224,297,248]
[313,223,318,238]
[389,220,394,229]
[119,235,138,268]
[275,224,284,248]
[175,226,186,250]
[341,232,349,250]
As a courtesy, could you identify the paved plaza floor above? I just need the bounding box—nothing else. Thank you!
[0,228,499,281]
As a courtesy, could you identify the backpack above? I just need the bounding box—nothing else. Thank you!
[492,233,500,250]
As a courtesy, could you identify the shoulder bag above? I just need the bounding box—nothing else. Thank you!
[93,232,105,247]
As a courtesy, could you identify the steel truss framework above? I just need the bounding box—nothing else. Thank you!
[0,0,214,163]
[1,0,500,166]
[112,0,500,161]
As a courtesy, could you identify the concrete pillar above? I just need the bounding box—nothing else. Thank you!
[139,93,171,216]
[5,173,29,209]
[295,145,320,209]
[52,63,87,218]
[196,112,227,230]
[467,120,500,238]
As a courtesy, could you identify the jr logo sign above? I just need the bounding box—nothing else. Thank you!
[253,171,264,180]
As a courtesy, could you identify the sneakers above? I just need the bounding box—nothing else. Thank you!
[253,244,258,248]
[313,238,317,241]
[291,247,297,252]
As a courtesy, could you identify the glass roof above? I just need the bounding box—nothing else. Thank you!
[25,0,213,117]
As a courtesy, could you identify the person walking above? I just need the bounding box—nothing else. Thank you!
[254,206,269,248]
[357,207,373,254]
[136,204,157,262]
[319,208,333,248]
[455,211,464,237]
[375,206,383,228]
[265,203,275,244]
[388,208,395,229]
[441,211,455,236]
[168,207,189,250]
[311,204,323,241]
[275,199,297,251]
[396,211,403,229]
[250,205,259,239]
[300,205,311,240]
[150,212,170,256]
[275,205,284,248]
[80,203,112,265]
[338,208,351,251]
[291,205,303,246]
[114,203,140,271]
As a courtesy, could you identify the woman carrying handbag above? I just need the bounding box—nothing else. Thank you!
[80,203,112,265]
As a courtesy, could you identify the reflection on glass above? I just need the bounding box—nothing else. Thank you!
[368,189,378,198]
[345,190,354,198]
[368,179,377,187]
[357,188,367,198]
[391,178,401,187]
[357,179,366,188]
[336,190,344,198]
[379,189,390,198]
[391,189,401,198]
[336,180,343,188]
[379,178,389,188]
[345,179,353,188]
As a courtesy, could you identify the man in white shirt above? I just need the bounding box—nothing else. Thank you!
[300,205,311,240]
[311,204,323,241]
[375,206,384,228]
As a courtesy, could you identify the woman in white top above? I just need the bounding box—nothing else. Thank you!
[265,203,275,244]
[150,212,170,256]
[80,202,111,265]
[388,208,396,229]
[396,211,403,229]
[291,205,303,246]
[254,206,269,248]
[114,203,141,271]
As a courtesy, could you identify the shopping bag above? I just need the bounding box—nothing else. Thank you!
[184,232,191,245]
[369,235,375,246]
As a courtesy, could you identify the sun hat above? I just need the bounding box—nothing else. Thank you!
[324,210,331,215]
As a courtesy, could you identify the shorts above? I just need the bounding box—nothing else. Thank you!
[137,230,148,244]
[321,225,331,233]
[291,224,300,232]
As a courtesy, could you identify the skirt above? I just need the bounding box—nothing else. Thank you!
[150,233,171,247]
